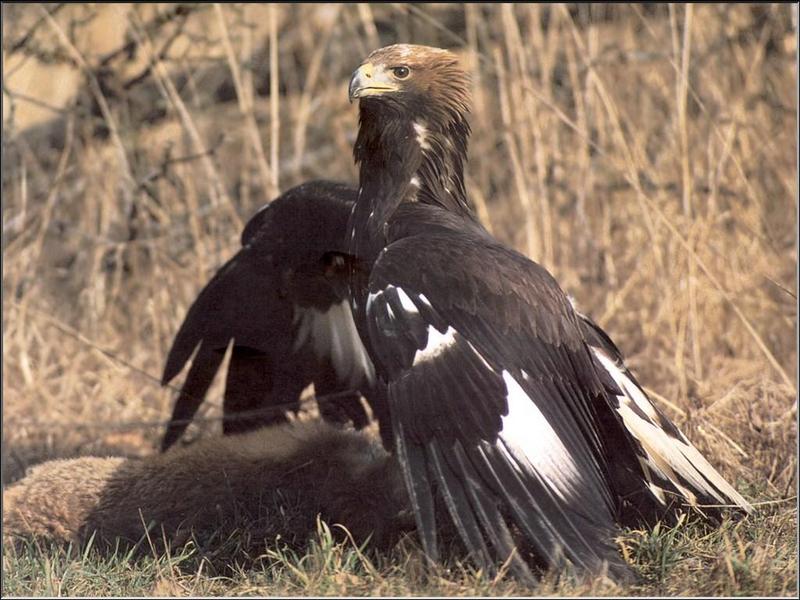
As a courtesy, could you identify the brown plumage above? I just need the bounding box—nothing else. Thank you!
[3,421,410,552]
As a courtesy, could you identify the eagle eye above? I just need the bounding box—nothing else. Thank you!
[391,66,410,80]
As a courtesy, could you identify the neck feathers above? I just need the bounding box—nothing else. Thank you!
[412,117,470,214]
[353,101,473,227]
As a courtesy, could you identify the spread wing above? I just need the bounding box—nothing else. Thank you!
[160,246,290,450]
[363,230,637,581]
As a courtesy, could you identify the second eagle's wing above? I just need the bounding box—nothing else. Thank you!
[160,248,294,450]
[161,246,377,451]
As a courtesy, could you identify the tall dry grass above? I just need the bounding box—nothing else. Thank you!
[1,3,797,593]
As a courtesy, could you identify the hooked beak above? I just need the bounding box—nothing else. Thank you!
[348,62,400,103]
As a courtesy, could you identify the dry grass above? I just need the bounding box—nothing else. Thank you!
[2,3,797,596]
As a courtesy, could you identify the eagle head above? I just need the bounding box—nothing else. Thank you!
[348,44,470,126]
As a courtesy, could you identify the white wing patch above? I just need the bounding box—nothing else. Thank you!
[592,348,752,513]
[366,291,379,311]
[413,326,457,366]
[498,370,582,503]
[396,287,419,315]
[467,340,494,371]
[251,202,270,219]
[293,300,375,387]
[368,285,421,316]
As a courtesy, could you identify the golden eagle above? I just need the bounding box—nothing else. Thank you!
[346,44,751,582]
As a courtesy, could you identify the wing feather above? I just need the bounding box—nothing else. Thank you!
[394,420,439,561]
[161,341,225,451]
[364,230,636,580]
[450,443,537,583]
[160,249,288,450]
[577,312,753,519]
[427,440,494,569]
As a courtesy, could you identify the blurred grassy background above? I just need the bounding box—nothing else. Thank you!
[2,3,797,595]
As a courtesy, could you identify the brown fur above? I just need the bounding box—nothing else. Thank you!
[3,421,410,553]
